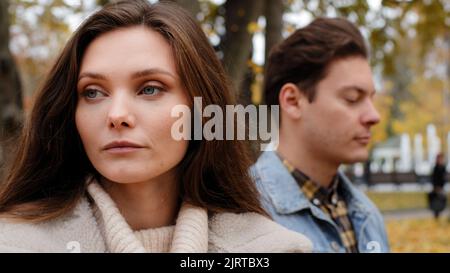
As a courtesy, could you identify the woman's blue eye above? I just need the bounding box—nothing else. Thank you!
[141,86,161,96]
[83,89,102,99]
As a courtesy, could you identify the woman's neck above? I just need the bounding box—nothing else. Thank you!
[100,173,180,230]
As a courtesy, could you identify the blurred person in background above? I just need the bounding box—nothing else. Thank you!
[429,153,447,220]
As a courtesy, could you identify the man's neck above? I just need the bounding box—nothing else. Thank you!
[278,134,339,188]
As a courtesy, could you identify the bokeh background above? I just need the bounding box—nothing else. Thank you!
[1,0,450,252]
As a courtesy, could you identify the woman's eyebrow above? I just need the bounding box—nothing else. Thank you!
[78,68,177,82]
[131,68,177,80]
[78,72,107,81]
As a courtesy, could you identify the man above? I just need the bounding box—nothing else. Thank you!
[251,17,389,253]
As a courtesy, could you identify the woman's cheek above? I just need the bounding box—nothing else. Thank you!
[76,106,103,156]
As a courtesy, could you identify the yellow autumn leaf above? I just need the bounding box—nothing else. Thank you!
[247,21,261,34]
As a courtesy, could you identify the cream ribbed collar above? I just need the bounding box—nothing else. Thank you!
[134,225,175,252]
[86,178,209,253]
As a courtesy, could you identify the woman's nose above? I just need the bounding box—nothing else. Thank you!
[107,95,136,129]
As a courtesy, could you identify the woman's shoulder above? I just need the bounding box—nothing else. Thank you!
[207,211,312,253]
[0,196,105,252]
[0,216,66,252]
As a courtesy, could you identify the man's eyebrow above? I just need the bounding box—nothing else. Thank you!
[78,68,177,81]
[338,85,376,96]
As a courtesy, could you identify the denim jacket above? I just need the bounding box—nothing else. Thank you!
[251,151,390,253]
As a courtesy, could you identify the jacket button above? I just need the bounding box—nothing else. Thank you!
[331,241,341,252]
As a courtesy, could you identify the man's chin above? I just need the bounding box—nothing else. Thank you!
[341,151,369,164]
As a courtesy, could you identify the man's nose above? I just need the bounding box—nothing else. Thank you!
[361,100,380,127]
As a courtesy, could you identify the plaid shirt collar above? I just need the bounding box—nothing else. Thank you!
[276,153,359,253]
[279,155,340,207]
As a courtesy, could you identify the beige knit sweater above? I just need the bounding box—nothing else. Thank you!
[0,179,312,253]
[133,226,174,252]
[88,181,210,252]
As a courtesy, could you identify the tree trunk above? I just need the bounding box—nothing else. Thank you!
[263,0,284,105]
[222,0,265,96]
[97,0,113,6]
[0,0,23,177]
[170,0,201,19]
[442,32,450,154]
[264,0,283,61]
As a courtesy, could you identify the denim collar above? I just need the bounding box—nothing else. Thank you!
[255,151,371,218]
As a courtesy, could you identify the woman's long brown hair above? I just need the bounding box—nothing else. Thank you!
[0,0,267,222]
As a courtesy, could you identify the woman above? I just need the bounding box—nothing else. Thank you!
[0,0,311,253]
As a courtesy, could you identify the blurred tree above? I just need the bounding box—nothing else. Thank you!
[221,0,265,97]
[384,37,414,137]
[372,0,450,145]
[0,0,23,173]
[97,0,113,6]
[261,0,284,104]
[170,0,201,18]
[10,0,79,102]
[264,0,283,61]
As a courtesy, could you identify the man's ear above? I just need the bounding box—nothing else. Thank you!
[278,83,307,120]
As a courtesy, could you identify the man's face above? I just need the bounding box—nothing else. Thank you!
[299,56,380,165]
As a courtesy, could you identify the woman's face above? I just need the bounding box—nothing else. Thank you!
[76,26,189,184]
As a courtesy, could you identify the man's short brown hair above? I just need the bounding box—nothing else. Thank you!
[264,17,368,106]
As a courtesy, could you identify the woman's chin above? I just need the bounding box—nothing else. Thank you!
[99,171,152,185]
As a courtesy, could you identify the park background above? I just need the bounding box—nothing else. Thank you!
[1,0,450,252]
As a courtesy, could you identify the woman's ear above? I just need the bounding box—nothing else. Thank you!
[278,83,306,120]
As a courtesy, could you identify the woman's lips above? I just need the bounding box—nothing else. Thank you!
[104,146,144,154]
[103,140,145,154]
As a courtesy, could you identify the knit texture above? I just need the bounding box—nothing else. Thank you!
[134,226,174,252]
[0,176,312,253]
[87,181,209,253]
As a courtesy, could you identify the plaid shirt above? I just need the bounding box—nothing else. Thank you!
[280,156,359,253]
